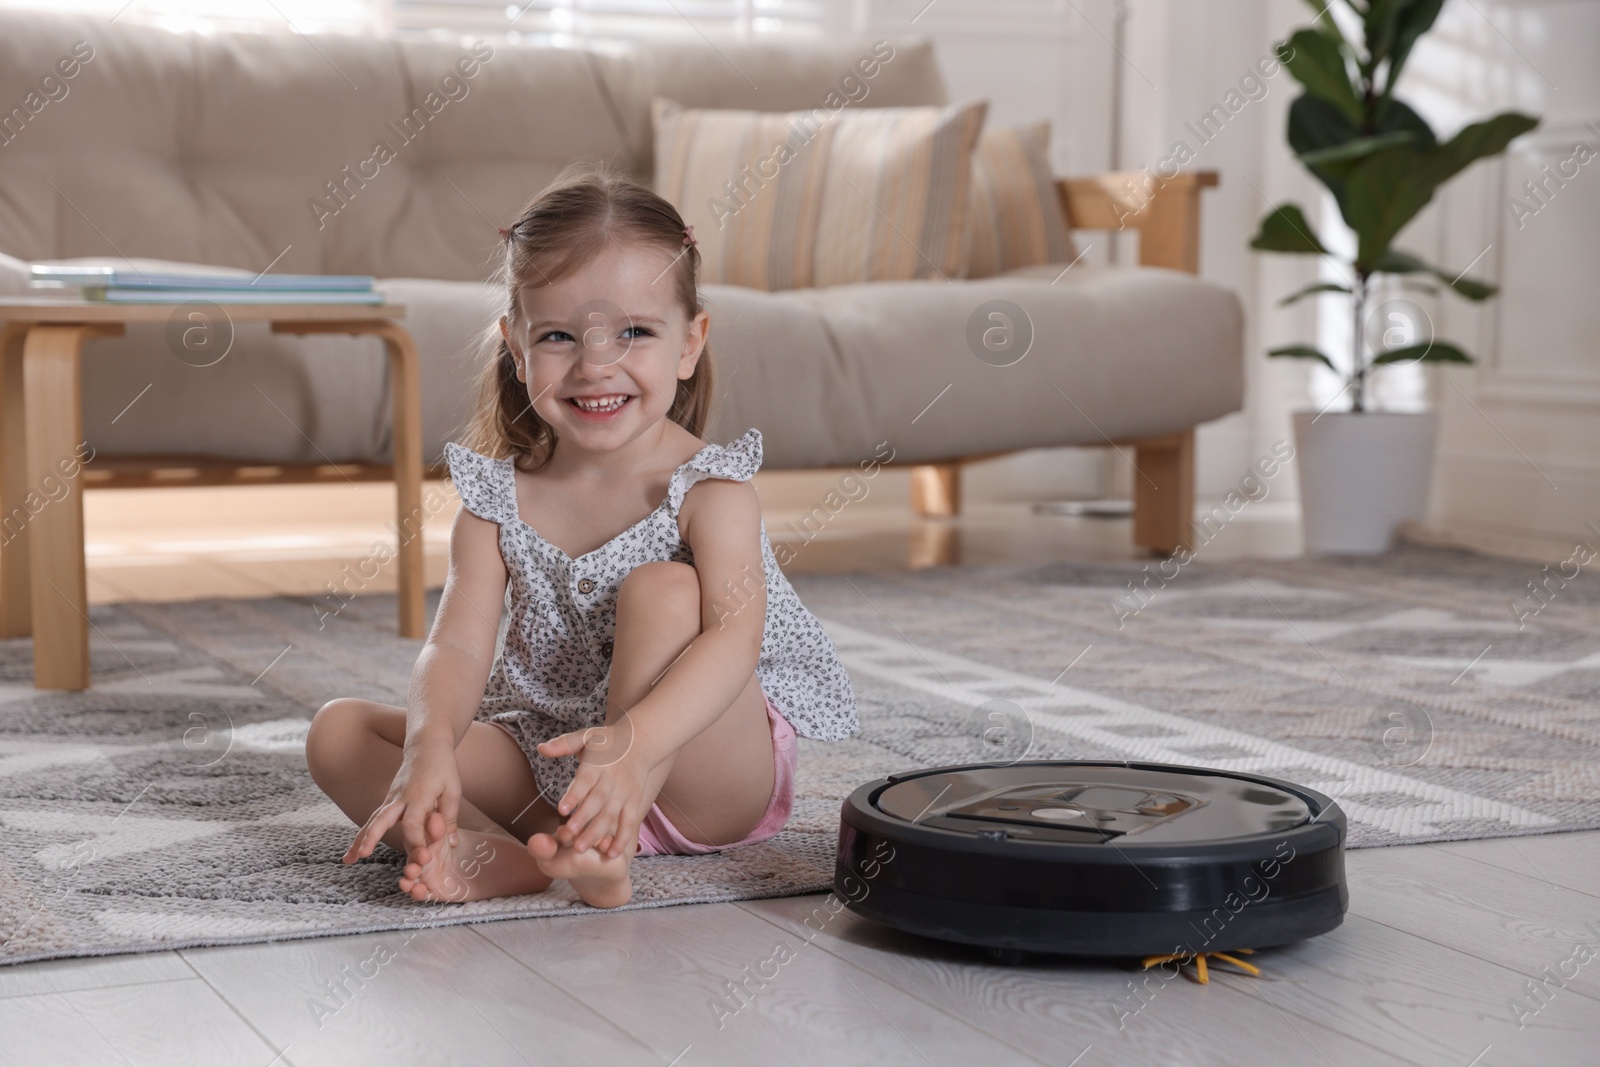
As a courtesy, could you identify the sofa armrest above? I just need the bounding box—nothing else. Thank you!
[0,252,32,298]
[1056,170,1219,274]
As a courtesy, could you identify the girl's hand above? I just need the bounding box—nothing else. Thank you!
[538,718,657,859]
[343,735,462,863]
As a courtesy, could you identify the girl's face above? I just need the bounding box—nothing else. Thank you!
[501,240,708,456]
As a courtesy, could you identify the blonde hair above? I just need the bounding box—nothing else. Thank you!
[460,162,714,470]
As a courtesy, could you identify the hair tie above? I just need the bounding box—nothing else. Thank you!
[497,226,512,239]
[682,225,697,248]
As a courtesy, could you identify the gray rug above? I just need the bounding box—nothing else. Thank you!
[3,546,1597,966]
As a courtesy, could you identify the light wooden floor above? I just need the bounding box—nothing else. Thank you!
[5,474,1597,1067]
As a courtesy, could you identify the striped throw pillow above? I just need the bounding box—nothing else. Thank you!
[966,122,1079,278]
[652,97,989,291]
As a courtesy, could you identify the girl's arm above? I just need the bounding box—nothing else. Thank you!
[344,506,507,860]
[542,477,766,851]
[406,507,508,753]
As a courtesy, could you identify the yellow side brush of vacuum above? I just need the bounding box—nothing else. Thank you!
[1140,948,1260,984]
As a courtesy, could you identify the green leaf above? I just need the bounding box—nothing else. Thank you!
[1433,112,1542,182]
[1373,96,1437,148]
[1269,344,1340,372]
[1386,0,1447,95]
[1372,341,1473,365]
[1288,93,1359,156]
[1370,248,1498,300]
[1298,131,1419,167]
[1286,95,1437,216]
[1282,28,1365,125]
[1366,0,1406,75]
[1278,282,1353,306]
[1341,147,1433,265]
[1251,203,1329,255]
[1447,275,1496,301]
[1343,111,1540,267]
[1287,94,1359,211]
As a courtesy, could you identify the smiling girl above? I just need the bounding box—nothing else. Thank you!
[305,164,858,908]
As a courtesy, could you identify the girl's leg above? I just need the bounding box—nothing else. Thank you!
[606,560,777,848]
[305,699,561,902]
[524,560,774,908]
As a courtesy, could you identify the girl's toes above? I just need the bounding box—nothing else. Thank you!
[526,832,559,861]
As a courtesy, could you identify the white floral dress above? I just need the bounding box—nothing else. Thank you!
[443,427,858,807]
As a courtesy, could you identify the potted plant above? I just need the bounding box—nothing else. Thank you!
[1251,0,1538,553]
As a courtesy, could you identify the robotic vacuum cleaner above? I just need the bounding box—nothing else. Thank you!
[835,760,1347,960]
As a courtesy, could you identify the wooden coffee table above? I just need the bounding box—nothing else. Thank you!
[0,300,426,689]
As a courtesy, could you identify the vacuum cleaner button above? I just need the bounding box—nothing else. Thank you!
[1029,807,1087,821]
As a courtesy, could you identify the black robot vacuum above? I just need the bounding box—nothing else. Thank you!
[835,760,1347,961]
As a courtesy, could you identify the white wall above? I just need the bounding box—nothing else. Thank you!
[1403,0,1600,558]
[1116,0,1320,506]
[849,0,1323,506]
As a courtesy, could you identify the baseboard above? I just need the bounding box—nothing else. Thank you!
[1399,520,1588,566]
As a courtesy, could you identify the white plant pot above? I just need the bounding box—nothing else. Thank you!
[1293,410,1439,554]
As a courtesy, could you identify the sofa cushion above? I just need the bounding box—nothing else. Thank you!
[700,266,1244,468]
[967,123,1078,278]
[653,97,988,290]
[588,38,949,178]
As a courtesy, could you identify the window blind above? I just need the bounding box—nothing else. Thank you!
[390,0,830,42]
[0,0,831,39]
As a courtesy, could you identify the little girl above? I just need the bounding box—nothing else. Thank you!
[305,164,857,909]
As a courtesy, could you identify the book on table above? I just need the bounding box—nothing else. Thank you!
[27,264,383,304]
[92,288,386,305]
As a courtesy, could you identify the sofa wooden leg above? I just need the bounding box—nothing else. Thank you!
[1129,429,1195,554]
[0,323,32,639]
[910,463,961,517]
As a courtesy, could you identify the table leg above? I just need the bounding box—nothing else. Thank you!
[0,324,32,637]
[22,325,94,689]
[375,324,426,639]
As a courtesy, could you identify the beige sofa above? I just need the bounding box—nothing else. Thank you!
[0,12,1242,552]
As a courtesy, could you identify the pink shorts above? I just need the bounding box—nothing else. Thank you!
[636,691,797,857]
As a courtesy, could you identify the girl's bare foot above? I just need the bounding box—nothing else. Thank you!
[398,811,553,903]
[527,831,634,909]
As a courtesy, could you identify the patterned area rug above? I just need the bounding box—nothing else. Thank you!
[2,546,1596,965]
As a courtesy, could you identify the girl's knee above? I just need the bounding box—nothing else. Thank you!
[305,698,372,774]
[618,561,699,612]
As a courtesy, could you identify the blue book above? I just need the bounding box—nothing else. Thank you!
[30,265,376,291]
[95,288,387,305]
